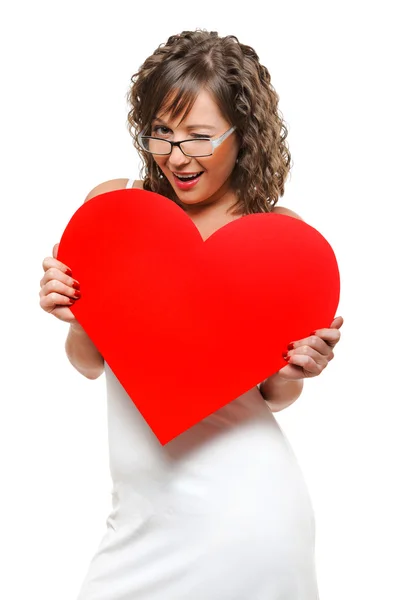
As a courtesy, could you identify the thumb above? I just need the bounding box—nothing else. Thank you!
[53,242,59,259]
[330,315,344,329]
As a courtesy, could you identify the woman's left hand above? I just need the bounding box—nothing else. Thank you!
[278,316,344,381]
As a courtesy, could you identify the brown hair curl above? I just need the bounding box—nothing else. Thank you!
[125,29,292,215]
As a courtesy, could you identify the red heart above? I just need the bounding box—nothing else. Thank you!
[58,189,340,444]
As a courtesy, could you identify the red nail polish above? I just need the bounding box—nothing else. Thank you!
[287,342,295,350]
[65,268,73,276]
[282,352,289,361]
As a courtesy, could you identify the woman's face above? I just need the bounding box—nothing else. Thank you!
[150,88,240,212]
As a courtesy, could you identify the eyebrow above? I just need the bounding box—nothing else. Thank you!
[153,117,217,132]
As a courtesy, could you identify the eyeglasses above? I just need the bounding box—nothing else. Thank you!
[138,126,236,158]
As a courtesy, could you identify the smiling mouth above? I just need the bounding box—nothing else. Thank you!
[173,171,204,181]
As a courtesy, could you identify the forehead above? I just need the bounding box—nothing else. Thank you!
[158,88,226,127]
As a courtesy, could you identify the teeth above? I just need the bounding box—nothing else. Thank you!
[176,172,202,180]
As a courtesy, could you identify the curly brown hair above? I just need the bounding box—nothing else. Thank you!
[125,29,292,216]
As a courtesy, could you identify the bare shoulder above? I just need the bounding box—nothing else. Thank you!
[271,205,304,221]
[83,179,144,203]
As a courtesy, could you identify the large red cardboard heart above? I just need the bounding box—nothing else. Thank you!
[58,189,340,444]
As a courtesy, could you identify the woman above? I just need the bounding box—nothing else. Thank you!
[40,30,343,599]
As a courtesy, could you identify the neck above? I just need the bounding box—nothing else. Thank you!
[184,183,240,221]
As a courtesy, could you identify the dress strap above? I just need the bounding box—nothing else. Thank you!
[126,178,135,189]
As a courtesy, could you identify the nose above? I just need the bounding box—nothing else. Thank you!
[167,144,191,169]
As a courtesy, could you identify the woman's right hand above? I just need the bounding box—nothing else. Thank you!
[39,242,82,325]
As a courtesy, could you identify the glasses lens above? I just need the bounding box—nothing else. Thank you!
[181,139,213,157]
[141,137,171,155]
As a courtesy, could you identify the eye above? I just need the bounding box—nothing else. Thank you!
[152,125,171,137]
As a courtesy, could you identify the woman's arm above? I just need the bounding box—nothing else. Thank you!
[259,373,304,412]
[65,323,104,379]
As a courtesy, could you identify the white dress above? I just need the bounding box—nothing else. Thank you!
[75,179,319,600]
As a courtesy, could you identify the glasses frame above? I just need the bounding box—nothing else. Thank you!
[138,125,237,158]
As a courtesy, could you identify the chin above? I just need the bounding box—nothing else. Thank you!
[177,195,205,204]
[171,186,205,203]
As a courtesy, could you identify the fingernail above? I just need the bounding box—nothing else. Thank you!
[282,352,290,361]
[287,342,295,350]
[72,281,80,290]
[65,268,73,276]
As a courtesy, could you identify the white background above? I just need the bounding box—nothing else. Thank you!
[1,1,399,598]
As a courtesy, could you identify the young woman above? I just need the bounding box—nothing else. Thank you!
[40,30,343,599]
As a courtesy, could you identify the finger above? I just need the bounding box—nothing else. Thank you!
[287,345,332,367]
[277,362,305,382]
[53,243,60,260]
[288,335,330,356]
[286,352,328,377]
[308,327,341,348]
[40,267,80,290]
[39,291,76,311]
[39,278,81,300]
[329,315,344,329]
[42,255,72,274]
[48,305,77,323]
